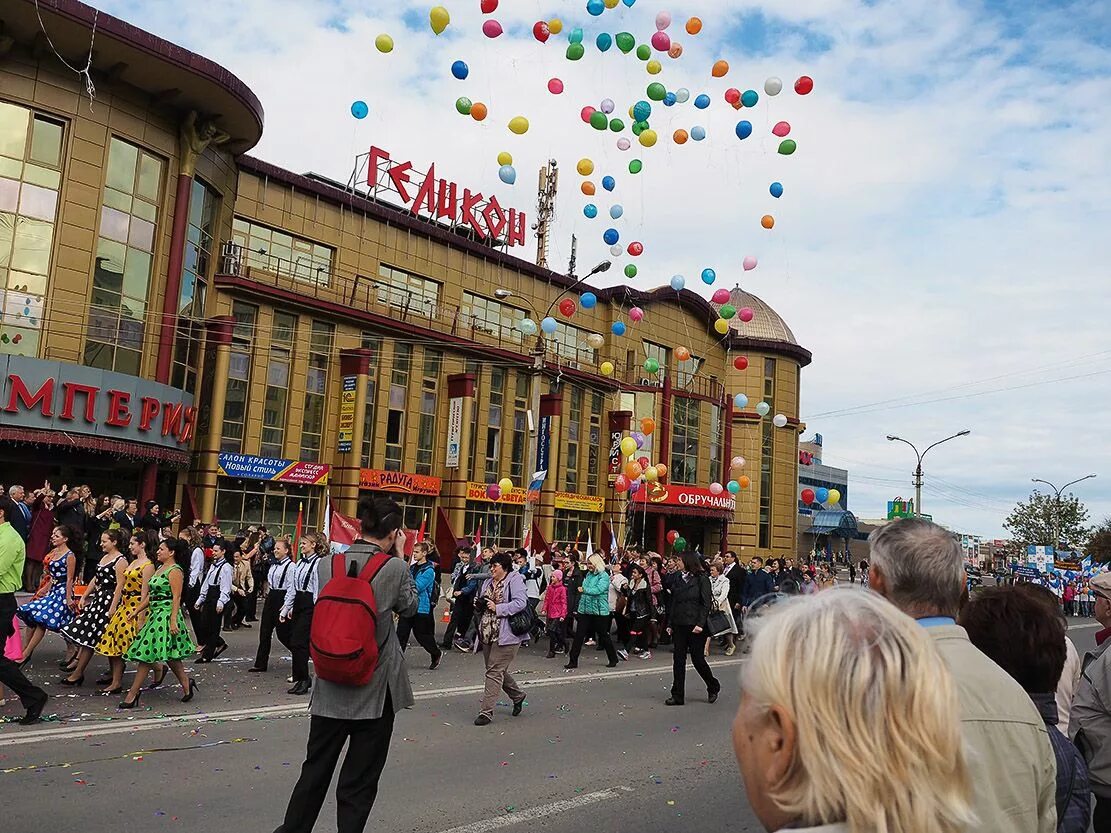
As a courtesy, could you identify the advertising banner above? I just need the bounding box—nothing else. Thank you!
[337,375,356,452]
[360,468,441,496]
[631,482,737,512]
[217,453,331,485]
[446,396,463,468]
[467,481,526,505]
[553,492,605,513]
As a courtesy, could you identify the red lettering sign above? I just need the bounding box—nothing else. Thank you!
[161,401,184,438]
[139,397,161,431]
[799,451,814,466]
[60,382,98,423]
[106,389,132,427]
[179,406,197,444]
[4,375,54,416]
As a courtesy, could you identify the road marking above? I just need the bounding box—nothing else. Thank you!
[4,658,745,747]
[432,786,634,833]
[1069,623,1101,631]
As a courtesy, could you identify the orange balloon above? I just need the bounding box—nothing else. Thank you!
[675,346,691,361]
[673,129,688,145]
[640,417,656,435]
[685,16,702,35]
[712,59,729,78]
[739,475,751,489]
[761,214,775,229]
[655,463,668,479]
[624,461,643,480]
[668,42,683,59]
[581,181,596,196]
[470,102,488,121]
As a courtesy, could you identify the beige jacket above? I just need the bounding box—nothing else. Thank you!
[929,625,1057,833]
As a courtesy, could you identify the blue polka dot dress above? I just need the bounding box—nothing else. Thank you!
[18,551,74,632]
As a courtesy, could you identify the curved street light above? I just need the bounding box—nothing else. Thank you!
[885,430,971,518]
[1030,474,1097,553]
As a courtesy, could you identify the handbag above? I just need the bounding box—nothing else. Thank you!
[506,581,536,637]
[707,609,731,637]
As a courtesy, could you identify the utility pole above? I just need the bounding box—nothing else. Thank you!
[534,160,558,269]
[886,430,971,517]
[567,234,578,279]
[1031,475,1097,554]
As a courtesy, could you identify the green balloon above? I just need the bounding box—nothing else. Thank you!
[673,536,687,553]
[631,121,644,136]
[778,139,797,155]
[629,159,643,174]
[566,42,585,61]
[636,44,651,61]
[455,97,472,115]
[615,32,635,53]
[608,118,625,132]
[719,304,736,320]
[644,357,660,374]
[590,111,608,130]
[646,83,667,102]
[624,264,638,278]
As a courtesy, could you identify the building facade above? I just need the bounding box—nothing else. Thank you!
[0,0,811,560]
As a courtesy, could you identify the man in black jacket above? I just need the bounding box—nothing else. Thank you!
[741,556,776,609]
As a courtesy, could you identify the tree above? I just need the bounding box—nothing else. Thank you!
[1089,518,1111,564]
[1003,490,1092,552]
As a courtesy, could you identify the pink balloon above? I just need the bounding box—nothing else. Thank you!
[629,306,644,322]
[482,19,503,38]
[732,455,745,468]
[742,256,758,271]
[655,10,672,30]
[711,288,729,303]
[617,138,631,150]
[651,31,671,52]
[581,105,596,123]
[548,78,564,95]
[739,307,754,323]
[486,483,501,500]
[628,478,642,494]
[772,121,791,137]
[709,482,724,495]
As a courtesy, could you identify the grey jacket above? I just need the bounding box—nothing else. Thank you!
[1071,638,1111,798]
[309,542,418,720]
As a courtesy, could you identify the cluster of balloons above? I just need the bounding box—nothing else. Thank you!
[485,477,515,502]
[800,486,841,506]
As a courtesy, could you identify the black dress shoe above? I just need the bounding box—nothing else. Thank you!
[287,680,311,695]
[512,698,525,717]
[665,697,685,706]
[59,675,84,687]
[708,689,720,704]
[564,663,578,670]
[181,679,198,703]
[430,653,442,670]
[248,666,266,673]
[146,668,168,690]
[606,661,619,668]
[473,714,492,726]
[19,695,48,725]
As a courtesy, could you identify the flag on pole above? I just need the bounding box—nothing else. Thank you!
[608,519,619,562]
[473,521,483,562]
[293,501,304,559]
[523,524,532,552]
[585,529,594,559]
[404,512,428,559]
[327,501,358,554]
[417,513,427,543]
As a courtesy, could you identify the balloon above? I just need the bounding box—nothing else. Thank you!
[581,292,598,309]
[644,357,659,374]
[624,460,642,480]
[614,474,629,492]
[629,306,644,322]
[600,360,615,376]
[609,118,625,132]
[732,456,746,468]
[668,42,683,59]
[667,529,679,544]
[632,100,652,121]
[755,401,771,416]
[641,417,656,435]
[778,139,797,155]
[711,288,729,303]
[508,116,529,134]
[587,0,605,15]
[655,10,672,29]
[691,125,706,141]
[600,99,615,115]
[518,318,537,335]
[603,228,620,245]
[602,175,616,191]
[772,121,791,137]
[673,536,687,552]
[828,489,841,505]
[577,158,595,176]
[673,129,689,144]
[714,318,729,334]
[712,60,729,77]
[548,78,564,94]
[483,19,503,38]
[583,203,598,218]
[581,181,596,196]
[685,17,702,35]
[498,165,516,184]
[638,129,658,147]
[738,475,751,489]
[624,264,637,278]
[636,44,651,60]
[701,267,716,284]
[533,21,550,42]
[616,32,635,53]
[719,304,736,320]
[450,61,470,82]
[499,477,513,494]
[350,100,369,119]
[627,241,644,256]
[815,487,829,503]
[549,18,563,34]
[651,31,670,52]
[674,347,691,363]
[725,88,741,105]
[375,34,394,53]
[761,215,775,229]
[733,393,748,408]
[581,106,596,124]
[596,33,613,51]
[486,483,501,501]
[569,27,584,44]
[644,465,659,483]
[770,181,784,198]
[656,463,668,479]
[481,0,498,11]
[585,334,605,352]
[727,480,741,494]
[735,120,753,140]
[670,274,685,291]
[567,43,585,61]
[800,488,815,505]
[629,159,643,174]
[470,103,487,121]
[743,256,758,271]
[694,94,711,109]
[628,479,641,495]
[647,59,663,75]
[739,307,754,322]
[610,244,623,256]
[710,482,724,496]
[620,437,638,459]
[430,6,450,34]
[612,321,626,336]
[795,75,814,95]
[541,316,558,334]
[590,111,608,130]
[733,356,748,370]
[741,89,759,107]
[646,83,666,102]
[772,413,788,428]
[455,97,473,115]
[559,298,576,317]
[609,204,623,219]
[764,76,783,95]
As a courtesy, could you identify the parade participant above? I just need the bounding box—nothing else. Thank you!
[24,485,55,592]
[17,524,77,663]
[245,525,275,622]
[113,499,139,533]
[194,540,232,662]
[119,538,197,708]
[395,541,442,671]
[224,544,255,630]
[608,560,630,660]
[541,568,568,657]
[1070,571,1111,828]
[474,551,528,726]
[742,556,776,611]
[0,498,48,724]
[565,555,619,669]
[734,590,975,833]
[6,485,31,542]
[442,545,477,650]
[623,562,653,659]
[457,548,494,652]
[283,532,326,694]
[180,527,206,643]
[250,537,296,673]
[665,551,720,705]
[274,495,416,833]
[516,549,546,643]
[96,530,157,694]
[708,560,738,656]
[59,530,128,686]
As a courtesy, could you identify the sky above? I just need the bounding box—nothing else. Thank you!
[94,0,1111,538]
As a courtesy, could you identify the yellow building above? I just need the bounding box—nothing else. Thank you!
[0,0,811,560]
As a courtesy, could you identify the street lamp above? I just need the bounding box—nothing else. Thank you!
[885,430,971,518]
[1030,474,1097,554]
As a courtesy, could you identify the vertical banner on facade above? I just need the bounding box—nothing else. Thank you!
[338,375,356,453]
[607,428,623,483]
[536,413,552,475]
[446,396,463,468]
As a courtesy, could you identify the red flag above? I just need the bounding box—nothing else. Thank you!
[328,501,358,552]
[417,513,427,542]
[293,501,304,558]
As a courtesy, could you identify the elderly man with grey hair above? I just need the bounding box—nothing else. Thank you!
[868,517,1057,833]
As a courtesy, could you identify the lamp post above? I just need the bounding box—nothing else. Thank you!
[1030,474,1097,555]
[885,430,971,518]
[495,260,611,549]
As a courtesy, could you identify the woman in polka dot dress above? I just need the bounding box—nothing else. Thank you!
[17,525,77,663]
[59,529,129,687]
[95,530,157,694]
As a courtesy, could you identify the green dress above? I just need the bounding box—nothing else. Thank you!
[126,565,196,663]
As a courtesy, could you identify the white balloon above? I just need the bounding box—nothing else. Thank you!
[586,333,605,349]
[610,244,623,256]
[755,401,771,416]
[617,138,631,151]
[600,98,615,114]
[772,413,788,428]
[675,88,690,103]
[764,76,783,96]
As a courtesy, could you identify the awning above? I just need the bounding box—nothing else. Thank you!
[804,509,862,538]
[631,502,730,520]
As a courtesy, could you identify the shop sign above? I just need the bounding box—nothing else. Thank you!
[553,492,605,513]
[536,413,552,473]
[360,468,441,496]
[218,453,330,485]
[445,396,463,468]
[0,355,196,449]
[337,376,356,453]
[631,483,736,512]
[607,429,623,483]
[467,481,526,505]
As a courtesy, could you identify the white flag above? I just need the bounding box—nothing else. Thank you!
[585,530,594,558]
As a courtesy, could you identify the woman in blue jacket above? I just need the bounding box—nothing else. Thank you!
[397,542,443,669]
[565,555,620,669]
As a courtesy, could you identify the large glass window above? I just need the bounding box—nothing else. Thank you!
[231,217,332,286]
[554,509,599,550]
[709,404,723,483]
[546,322,598,364]
[416,348,441,475]
[261,312,296,457]
[588,391,602,493]
[0,103,64,357]
[464,500,523,551]
[619,391,656,457]
[360,333,382,468]
[760,358,777,549]
[171,179,218,392]
[465,358,480,476]
[676,353,703,390]
[300,320,333,461]
[462,292,527,344]
[221,302,256,452]
[510,372,529,482]
[670,397,700,485]
[565,386,583,493]
[376,265,439,317]
[385,343,412,471]
[84,137,163,375]
[214,479,322,536]
[360,491,435,534]
[484,367,505,481]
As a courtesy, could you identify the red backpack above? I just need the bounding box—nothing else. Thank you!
[310,549,391,686]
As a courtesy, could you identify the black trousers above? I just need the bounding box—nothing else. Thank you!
[184,583,202,641]
[255,590,293,670]
[0,593,46,709]
[246,568,266,619]
[397,612,441,660]
[569,613,618,665]
[547,617,567,653]
[441,598,473,646]
[276,692,395,833]
[290,594,314,683]
[671,625,719,701]
[199,595,227,661]
[1094,795,1111,833]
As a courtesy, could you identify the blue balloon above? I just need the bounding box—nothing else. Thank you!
[735,120,753,140]
[596,32,612,51]
[733,393,748,409]
[694,94,711,109]
[587,0,605,15]
[815,487,830,503]
[451,61,469,80]
[691,125,706,141]
[612,321,627,336]
[701,267,716,285]
[350,100,369,119]
[663,92,677,107]
[569,27,584,44]
[670,274,685,291]
[498,165,516,185]
[622,0,635,6]
[603,228,620,245]
[609,204,623,219]
[584,204,598,218]
[727,480,741,494]
[741,89,759,107]
[580,292,598,309]
[541,316,559,334]
[602,175,616,191]
[769,181,784,198]
[633,101,652,122]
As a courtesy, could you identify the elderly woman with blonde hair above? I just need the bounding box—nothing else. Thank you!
[733,589,975,833]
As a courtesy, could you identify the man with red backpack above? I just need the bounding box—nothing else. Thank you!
[274,496,417,833]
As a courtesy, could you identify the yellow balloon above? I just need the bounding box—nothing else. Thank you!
[628,105,636,119]
[600,361,614,376]
[646,59,662,75]
[639,129,658,148]
[577,158,595,176]
[375,33,394,54]
[604,0,619,7]
[644,465,659,483]
[714,318,730,334]
[497,151,513,166]
[499,477,514,494]
[828,489,841,505]
[620,436,637,457]
[429,6,450,35]
[548,18,564,34]
[508,116,530,135]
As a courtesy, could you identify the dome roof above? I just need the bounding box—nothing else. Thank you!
[716,285,798,345]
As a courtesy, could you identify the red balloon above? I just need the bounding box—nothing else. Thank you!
[733,356,748,371]
[533,20,550,42]
[559,298,576,317]
[581,105,596,124]
[772,121,791,137]
[614,474,629,492]
[481,0,499,13]
[794,75,814,95]
[667,530,679,544]
[801,488,815,504]
[627,241,644,256]
[638,456,650,470]
[724,88,740,104]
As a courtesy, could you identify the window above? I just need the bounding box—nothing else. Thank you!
[484,367,505,481]
[588,392,602,492]
[464,500,524,551]
[385,343,412,471]
[676,353,703,390]
[546,322,598,364]
[0,103,64,357]
[759,358,777,549]
[643,341,670,375]
[565,386,583,493]
[84,137,163,374]
[222,302,256,452]
[553,509,598,550]
[231,218,332,286]
[261,312,296,457]
[171,179,218,391]
[462,292,527,344]
[510,372,529,481]
[360,333,382,468]
[416,349,441,475]
[619,391,656,456]
[360,491,435,534]
[709,404,723,483]
[376,265,439,317]
[465,358,480,476]
[300,320,334,461]
[670,396,700,485]
[214,479,322,536]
